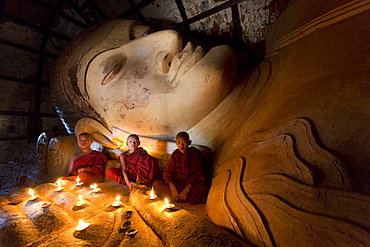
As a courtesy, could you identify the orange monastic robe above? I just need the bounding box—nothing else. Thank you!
[154,147,210,204]
[106,148,160,186]
[71,150,108,186]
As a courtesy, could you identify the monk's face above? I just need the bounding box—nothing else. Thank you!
[126,136,140,153]
[84,25,236,138]
[176,136,191,153]
[78,135,92,149]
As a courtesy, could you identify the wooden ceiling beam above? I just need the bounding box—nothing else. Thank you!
[127,0,146,24]
[0,75,50,87]
[29,0,89,28]
[176,0,246,27]
[64,0,95,25]
[174,0,189,32]
[0,12,71,42]
[117,0,156,18]
[81,0,106,21]
[32,0,63,137]
[0,38,57,58]
[231,4,243,51]
[0,111,58,117]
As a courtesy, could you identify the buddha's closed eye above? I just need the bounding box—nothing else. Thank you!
[102,58,127,85]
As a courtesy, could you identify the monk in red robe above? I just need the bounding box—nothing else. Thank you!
[153,132,210,205]
[65,133,108,186]
[106,134,160,191]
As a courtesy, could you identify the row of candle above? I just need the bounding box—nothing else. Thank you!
[30,181,173,207]
[27,178,174,232]
[55,176,99,192]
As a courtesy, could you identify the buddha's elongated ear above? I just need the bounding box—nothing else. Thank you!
[75,118,118,148]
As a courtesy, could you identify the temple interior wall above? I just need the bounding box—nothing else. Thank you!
[0,0,280,191]
[0,1,370,245]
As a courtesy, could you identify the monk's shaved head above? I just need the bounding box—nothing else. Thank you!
[176,132,190,141]
[127,134,140,141]
[79,132,92,138]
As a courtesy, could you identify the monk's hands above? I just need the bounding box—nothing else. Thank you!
[78,168,90,173]
[127,182,136,191]
[179,190,188,200]
[169,183,179,201]
[179,185,192,201]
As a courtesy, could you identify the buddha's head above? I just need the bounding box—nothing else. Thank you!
[52,19,237,138]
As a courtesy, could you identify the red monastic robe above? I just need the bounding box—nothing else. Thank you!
[71,150,108,185]
[106,148,160,186]
[159,147,210,204]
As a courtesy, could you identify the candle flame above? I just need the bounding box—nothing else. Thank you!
[76,218,90,231]
[93,184,97,189]
[57,178,62,190]
[117,142,122,149]
[29,188,35,198]
[76,176,80,184]
[164,198,169,207]
[116,195,120,202]
[79,194,83,202]
[150,187,156,198]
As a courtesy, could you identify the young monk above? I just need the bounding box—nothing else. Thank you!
[106,134,160,191]
[65,132,108,186]
[153,132,210,205]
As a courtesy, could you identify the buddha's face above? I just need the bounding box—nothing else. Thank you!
[81,23,236,138]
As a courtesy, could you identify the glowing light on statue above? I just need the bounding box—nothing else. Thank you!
[75,219,90,231]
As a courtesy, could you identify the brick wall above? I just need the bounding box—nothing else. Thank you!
[0,161,35,195]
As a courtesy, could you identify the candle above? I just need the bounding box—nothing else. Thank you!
[116,140,123,149]
[76,176,83,186]
[56,178,63,191]
[76,194,86,206]
[41,202,51,208]
[111,195,122,207]
[29,188,35,198]
[28,188,38,200]
[149,187,157,199]
[75,219,90,231]
[164,198,174,209]
[91,183,101,193]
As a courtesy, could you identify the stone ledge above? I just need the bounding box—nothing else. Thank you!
[129,188,252,247]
